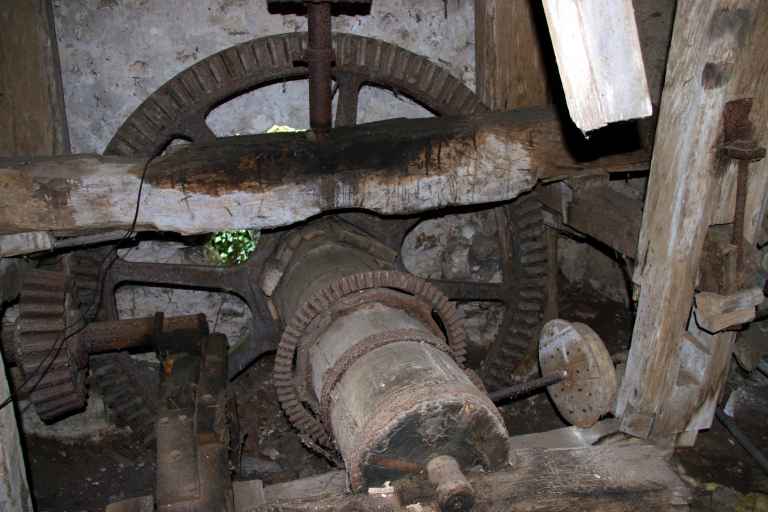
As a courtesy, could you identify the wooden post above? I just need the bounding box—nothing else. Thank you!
[540,0,652,132]
[0,2,68,509]
[475,0,558,321]
[0,0,69,156]
[616,0,764,439]
[475,0,551,110]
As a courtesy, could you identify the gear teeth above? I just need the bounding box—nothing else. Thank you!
[105,33,483,157]
[481,196,551,390]
[90,353,158,442]
[16,270,87,422]
[273,269,466,453]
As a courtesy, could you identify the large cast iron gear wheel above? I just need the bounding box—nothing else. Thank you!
[480,195,550,389]
[105,32,486,156]
[90,32,549,404]
[16,270,88,421]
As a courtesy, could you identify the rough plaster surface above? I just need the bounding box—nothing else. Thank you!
[403,209,504,352]
[53,0,475,153]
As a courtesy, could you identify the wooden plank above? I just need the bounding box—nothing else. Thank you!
[0,0,69,157]
[233,480,265,512]
[105,496,154,512]
[263,471,347,504]
[475,0,551,110]
[539,181,644,258]
[471,444,690,511]
[616,0,763,439]
[541,0,653,132]
[257,444,689,511]
[0,109,650,239]
[694,288,763,333]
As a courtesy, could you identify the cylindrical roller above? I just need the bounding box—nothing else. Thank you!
[310,305,508,489]
[272,223,508,490]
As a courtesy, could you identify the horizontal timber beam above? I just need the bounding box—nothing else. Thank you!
[0,108,649,238]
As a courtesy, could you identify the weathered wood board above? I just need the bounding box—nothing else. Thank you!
[0,0,69,157]
[541,0,653,132]
[0,109,649,239]
[475,0,551,111]
[252,443,690,511]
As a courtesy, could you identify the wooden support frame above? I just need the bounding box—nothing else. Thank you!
[617,0,766,440]
[0,109,649,242]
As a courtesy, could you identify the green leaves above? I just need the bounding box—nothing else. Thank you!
[207,229,259,265]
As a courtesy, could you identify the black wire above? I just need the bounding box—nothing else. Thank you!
[0,150,159,412]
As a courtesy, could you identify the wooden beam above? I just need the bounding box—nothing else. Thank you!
[0,0,69,157]
[541,0,653,132]
[249,444,689,511]
[0,109,650,239]
[616,0,763,439]
[539,180,644,258]
[475,0,551,110]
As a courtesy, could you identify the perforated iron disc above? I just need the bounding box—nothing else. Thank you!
[539,319,617,428]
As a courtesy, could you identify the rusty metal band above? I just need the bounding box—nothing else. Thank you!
[319,329,449,429]
[273,270,467,448]
[295,288,444,407]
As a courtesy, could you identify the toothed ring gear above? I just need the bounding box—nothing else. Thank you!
[15,270,88,421]
[273,270,467,448]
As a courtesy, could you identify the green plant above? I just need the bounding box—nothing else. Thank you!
[207,229,259,265]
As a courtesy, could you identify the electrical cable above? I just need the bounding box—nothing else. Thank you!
[0,150,159,412]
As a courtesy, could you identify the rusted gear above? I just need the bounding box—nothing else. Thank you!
[16,270,88,421]
[273,270,466,448]
[90,353,159,446]
[104,32,485,156]
[94,31,547,403]
[480,195,550,389]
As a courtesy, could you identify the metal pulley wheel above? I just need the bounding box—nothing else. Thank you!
[539,319,618,428]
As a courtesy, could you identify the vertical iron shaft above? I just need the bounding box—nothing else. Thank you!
[306,1,333,135]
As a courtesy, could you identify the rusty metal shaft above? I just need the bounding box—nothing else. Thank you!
[82,313,208,354]
[1,313,207,365]
[488,369,568,403]
[306,1,333,134]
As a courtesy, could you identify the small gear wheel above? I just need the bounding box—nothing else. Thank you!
[16,270,88,421]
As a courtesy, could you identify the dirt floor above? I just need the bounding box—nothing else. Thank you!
[21,281,768,511]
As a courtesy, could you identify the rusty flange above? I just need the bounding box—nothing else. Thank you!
[539,319,617,428]
[273,270,466,448]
